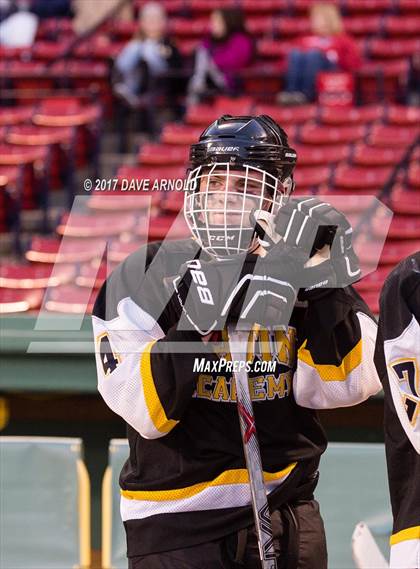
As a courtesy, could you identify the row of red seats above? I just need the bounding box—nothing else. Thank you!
[0,98,102,232]
[103,14,420,39]
[128,0,420,16]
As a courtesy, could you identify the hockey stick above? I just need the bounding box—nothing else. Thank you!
[228,324,278,569]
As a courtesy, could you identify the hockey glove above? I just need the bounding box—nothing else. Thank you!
[273,197,361,288]
[171,253,300,335]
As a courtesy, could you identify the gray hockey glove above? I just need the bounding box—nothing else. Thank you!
[272,197,361,288]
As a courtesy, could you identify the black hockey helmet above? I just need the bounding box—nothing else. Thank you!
[189,114,297,183]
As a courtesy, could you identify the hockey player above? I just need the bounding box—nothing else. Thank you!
[92,115,382,568]
[375,252,420,569]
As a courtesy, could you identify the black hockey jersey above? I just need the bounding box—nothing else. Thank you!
[375,252,420,569]
[92,238,381,557]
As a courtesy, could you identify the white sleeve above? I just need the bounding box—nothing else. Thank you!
[293,312,382,409]
[92,296,178,440]
[384,315,420,454]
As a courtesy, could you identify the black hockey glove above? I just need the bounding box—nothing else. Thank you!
[171,252,300,335]
[273,197,361,289]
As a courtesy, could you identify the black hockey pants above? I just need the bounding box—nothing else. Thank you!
[128,499,327,569]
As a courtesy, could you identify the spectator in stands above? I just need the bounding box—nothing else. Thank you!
[278,2,361,104]
[187,8,254,106]
[113,1,182,108]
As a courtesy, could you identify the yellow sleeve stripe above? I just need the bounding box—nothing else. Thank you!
[390,526,420,546]
[121,462,297,502]
[298,339,362,382]
[140,340,179,435]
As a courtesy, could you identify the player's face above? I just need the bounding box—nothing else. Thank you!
[198,167,272,226]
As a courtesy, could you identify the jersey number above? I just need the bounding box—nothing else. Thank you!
[390,359,419,397]
[98,334,120,376]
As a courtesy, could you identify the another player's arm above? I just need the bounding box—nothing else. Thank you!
[92,279,202,440]
[293,287,382,409]
[382,268,420,453]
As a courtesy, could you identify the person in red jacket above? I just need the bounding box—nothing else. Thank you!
[278,2,361,104]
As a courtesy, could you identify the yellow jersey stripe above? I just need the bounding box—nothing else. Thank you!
[140,340,179,434]
[298,339,362,381]
[390,526,420,546]
[121,462,297,502]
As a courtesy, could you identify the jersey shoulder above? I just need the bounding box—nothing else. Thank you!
[379,252,420,341]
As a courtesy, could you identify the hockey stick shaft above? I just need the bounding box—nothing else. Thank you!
[228,325,278,569]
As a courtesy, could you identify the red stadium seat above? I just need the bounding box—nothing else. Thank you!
[26,236,106,263]
[343,15,382,36]
[214,96,254,115]
[138,143,189,165]
[358,289,380,314]
[253,104,317,125]
[384,15,420,36]
[187,0,236,13]
[5,125,74,146]
[275,17,311,37]
[0,263,74,289]
[293,144,350,166]
[135,215,190,240]
[356,60,410,104]
[352,144,405,167]
[185,104,221,126]
[170,17,208,37]
[0,288,43,313]
[256,40,289,61]
[44,284,98,314]
[379,215,420,239]
[319,105,383,125]
[33,98,101,128]
[87,193,155,212]
[76,262,117,289]
[294,166,331,191]
[368,125,419,148]
[333,165,392,190]
[368,38,420,60]
[407,161,420,190]
[397,0,420,13]
[161,123,204,145]
[386,105,420,126]
[292,0,339,11]
[241,0,289,13]
[390,187,420,215]
[0,106,34,126]
[344,0,393,13]
[161,190,185,213]
[56,213,137,238]
[32,40,72,60]
[354,266,390,291]
[246,16,274,36]
[108,241,143,263]
[300,124,366,145]
[379,240,420,264]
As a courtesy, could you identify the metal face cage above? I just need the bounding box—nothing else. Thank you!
[184,162,292,259]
